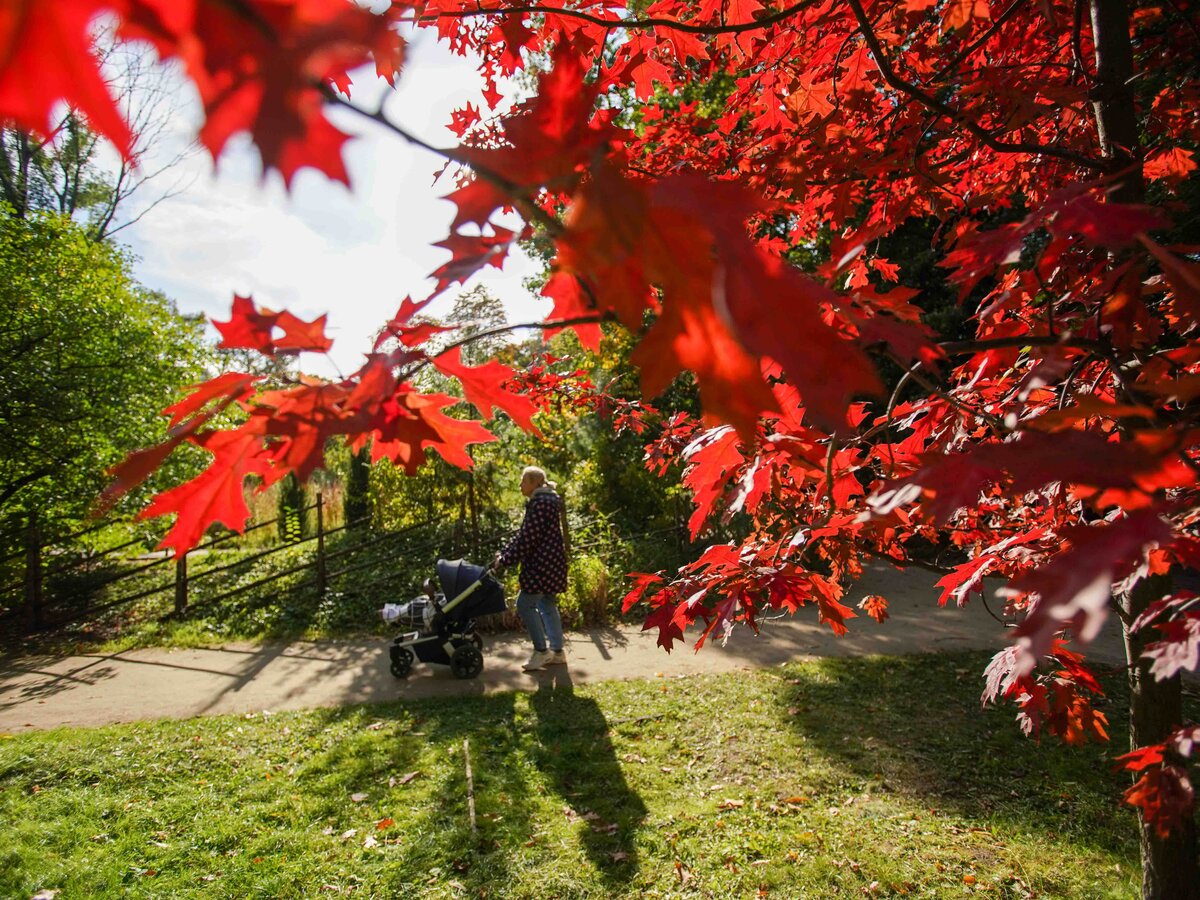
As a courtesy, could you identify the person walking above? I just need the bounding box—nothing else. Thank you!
[494,466,569,672]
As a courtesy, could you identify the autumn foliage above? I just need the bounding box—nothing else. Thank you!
[4,0,1198,856]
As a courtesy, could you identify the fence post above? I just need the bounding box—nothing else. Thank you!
[24,517,43,630]
[316,492,327,599]
[174,551,188,616]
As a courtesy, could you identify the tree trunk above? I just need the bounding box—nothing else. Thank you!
[1090,1,1199,894]
[1121,575,1199,899]
[1088,0,1143,204]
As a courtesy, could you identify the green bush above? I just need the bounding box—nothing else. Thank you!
[559,553,610,628]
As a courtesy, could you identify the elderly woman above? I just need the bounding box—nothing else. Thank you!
[494,466,569,671]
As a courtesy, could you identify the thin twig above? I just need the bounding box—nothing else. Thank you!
[463,738,477,836]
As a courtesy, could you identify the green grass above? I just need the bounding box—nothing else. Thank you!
[1,651,1166,898]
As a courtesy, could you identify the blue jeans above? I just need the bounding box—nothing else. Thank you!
[516,591,564,652]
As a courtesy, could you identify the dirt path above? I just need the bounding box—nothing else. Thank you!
[0,563,1129,732]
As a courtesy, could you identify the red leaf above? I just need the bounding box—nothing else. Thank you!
[213,295,277,353]
[273,310,334,354]
[99,372,261,511]
[858,594,889,623]
[0,0,134,155]
[121,0,405,186]
[1144,147,1196,186]
[429,228,515,296]
[680,427,745,539]
[1050,195,1171,248]
[622,572,666,614]
[1009,510,1175,673]
[809,573,855,636]
[164,372,261,429]
[431,347,540,433]
[1142,613,1200,681]
[542,272,601,353]
[140,429,274,555]
[643,603,686,652]
[213,295,332,355]
[1121,765,1195,839]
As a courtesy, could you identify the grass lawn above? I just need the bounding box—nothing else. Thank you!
[1,651,1170,899]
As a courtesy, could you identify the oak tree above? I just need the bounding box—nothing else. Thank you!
[4,1,1198,893]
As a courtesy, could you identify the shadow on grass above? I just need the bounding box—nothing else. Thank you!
[528,666,648,888]
[307,682,650,895]
[775,650,1166,859]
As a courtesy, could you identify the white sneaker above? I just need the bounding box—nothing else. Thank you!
[522,651,550,671]
[543,649,567,666]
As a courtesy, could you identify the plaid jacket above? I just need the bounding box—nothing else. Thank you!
[499,487,568,594]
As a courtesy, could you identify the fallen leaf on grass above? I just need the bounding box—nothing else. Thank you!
[963,875,977,885]
[783,795,810,804]
[717,798,745,809]
[367,721,384,730]
[394,771,420,786]
[363,835,378,849]
[674,861,692,885]
[609,851,629,862]
[787,706,801,716]
[350,793,368,803]
[376,818,394,830]
[340,829,357,841]
[31,891,61,900]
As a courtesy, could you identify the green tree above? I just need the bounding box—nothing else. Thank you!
[0,211,209,544]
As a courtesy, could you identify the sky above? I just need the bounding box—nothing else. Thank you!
[120,30,545,380]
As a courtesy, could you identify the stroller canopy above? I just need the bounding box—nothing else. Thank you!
[437,559,488,597]
[436,558,507,618]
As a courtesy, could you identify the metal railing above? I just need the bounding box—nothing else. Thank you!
[0,496,695,638]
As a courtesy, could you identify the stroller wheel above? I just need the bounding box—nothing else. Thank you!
[450,643,484,680]
[389,647,414,678]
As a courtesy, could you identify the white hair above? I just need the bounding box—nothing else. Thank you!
[522,466,557,490]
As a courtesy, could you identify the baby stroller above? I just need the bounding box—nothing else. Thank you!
[381,559,506,679]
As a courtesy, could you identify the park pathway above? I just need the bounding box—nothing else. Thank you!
[0,562,1128,732]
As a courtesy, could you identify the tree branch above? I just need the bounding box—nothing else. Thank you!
[938,334,1105,355]
[844,0,1104,170]
[406,0,820,36]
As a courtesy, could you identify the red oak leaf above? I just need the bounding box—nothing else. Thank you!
[140,429,273,555]
[1121,765,1195,839]
[858,594,889,624]
[643,602,686,652]
[213,295,332,355]
[1009,509,1175,673]
[542,272,602,352]
[1142,613,1200,681]
[431,347,540,432]
[0,0,134,155]
[99,372,261,511]
[121,0,405,186]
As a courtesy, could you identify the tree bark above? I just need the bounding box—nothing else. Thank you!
[1088,0,1143,204]
[1090,0,1199,894]
[1121,574,1199,899]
